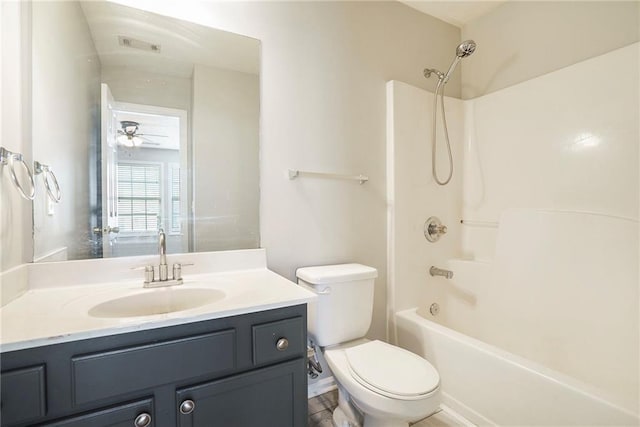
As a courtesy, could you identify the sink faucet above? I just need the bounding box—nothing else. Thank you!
[139,229,190,288]
[158,228,168,281]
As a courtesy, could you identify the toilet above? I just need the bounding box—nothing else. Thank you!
[297,264,441,427]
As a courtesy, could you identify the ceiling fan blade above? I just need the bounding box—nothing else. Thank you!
[137,133,168,138]
[139,136,161,145]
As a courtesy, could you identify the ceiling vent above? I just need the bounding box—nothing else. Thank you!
[118,36,161,53]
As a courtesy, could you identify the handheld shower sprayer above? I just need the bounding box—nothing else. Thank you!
[423,40,476,185]
[443,40,476,83]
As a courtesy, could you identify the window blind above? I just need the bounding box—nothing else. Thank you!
[117,163,161,232]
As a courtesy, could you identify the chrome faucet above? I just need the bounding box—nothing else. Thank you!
[140,228,191,288]
[429,266,453,279]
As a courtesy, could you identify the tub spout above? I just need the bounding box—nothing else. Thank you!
[430,266,453,279]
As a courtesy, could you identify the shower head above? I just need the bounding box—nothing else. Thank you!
[442,39,477,84]
[456,40,476,58]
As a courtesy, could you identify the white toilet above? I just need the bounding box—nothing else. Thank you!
[297,264,441,427]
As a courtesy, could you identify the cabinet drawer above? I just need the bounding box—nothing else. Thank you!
[43,398,153,427]
[252,317,304,366]
[0,364,46,425]
[72,329,236,405]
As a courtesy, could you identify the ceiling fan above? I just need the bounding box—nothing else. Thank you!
[117,121,167,147]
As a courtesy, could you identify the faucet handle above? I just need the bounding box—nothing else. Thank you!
[172,263,194,281]
[130,265,153,271]
[424,216,447,242]
[143,265,155,284]
[131,265,155,284]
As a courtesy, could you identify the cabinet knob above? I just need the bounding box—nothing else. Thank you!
[276,337,289,351]
[134,413,151,427]
[180,399,195,415]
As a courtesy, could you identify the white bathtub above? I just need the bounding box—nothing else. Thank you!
[395,308,639,426]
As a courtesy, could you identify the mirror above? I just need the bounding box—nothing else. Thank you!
[31,1,260,262]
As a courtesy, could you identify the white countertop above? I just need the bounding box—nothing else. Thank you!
[0,251,317,352]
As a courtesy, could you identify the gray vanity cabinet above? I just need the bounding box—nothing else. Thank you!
[0,305,307,427]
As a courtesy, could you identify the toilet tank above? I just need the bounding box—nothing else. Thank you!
[296,264,378,347]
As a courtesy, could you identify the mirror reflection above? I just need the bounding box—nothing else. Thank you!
[31,1,260,262]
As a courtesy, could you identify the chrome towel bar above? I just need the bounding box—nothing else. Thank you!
[288,169,368,184]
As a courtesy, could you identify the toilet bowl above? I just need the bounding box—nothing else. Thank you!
[324,339,440,427]
[296,264,442,427]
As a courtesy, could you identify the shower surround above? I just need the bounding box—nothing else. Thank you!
[386,42,639,425]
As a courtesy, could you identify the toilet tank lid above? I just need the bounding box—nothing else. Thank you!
[296,264,378,285]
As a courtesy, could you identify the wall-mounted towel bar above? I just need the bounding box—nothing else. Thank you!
[0,147,36,200]
[0,147,63,203]
[34,161,62,203]
[288,169,369,184]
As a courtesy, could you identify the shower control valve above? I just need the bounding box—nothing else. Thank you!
[424,216,447,242]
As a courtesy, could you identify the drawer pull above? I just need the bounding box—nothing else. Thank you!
[180,399,195,415]
[134,412,152,427]
[276,338,289,351]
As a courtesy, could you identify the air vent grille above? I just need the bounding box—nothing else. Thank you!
[118,36,161,53]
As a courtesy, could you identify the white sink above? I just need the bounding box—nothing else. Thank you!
[88,288,225,318]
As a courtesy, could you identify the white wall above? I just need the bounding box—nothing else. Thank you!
[1,1,33,273]
[462,43,639,261]
[101,66,192,112]
[192,64,259,251]
[114,0,461,340]
[460,1,640,99]
[31,1,101,262]
[386,81,463,339]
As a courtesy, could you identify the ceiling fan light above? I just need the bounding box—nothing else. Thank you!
[117,134,134,147]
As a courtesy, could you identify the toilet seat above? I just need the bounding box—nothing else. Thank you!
[344,340,440,400]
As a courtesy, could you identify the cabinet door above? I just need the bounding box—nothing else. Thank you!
[176,359,306,427]
[41,399,153,427]
[0,365,46,426]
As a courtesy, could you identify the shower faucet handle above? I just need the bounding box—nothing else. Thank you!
[424,216,447,242]
[429,223,447,235]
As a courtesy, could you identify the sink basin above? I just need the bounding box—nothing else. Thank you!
[88,288,225,318]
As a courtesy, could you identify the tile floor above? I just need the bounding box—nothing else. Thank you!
[307,390,471,427]
[308,389,338,427]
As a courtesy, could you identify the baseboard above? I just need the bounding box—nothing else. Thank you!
[308,376,337,398]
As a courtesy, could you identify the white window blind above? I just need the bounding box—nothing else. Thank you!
[117,163,161,232]
[169,163,181,233]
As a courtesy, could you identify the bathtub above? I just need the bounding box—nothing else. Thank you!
[395,308,639,426]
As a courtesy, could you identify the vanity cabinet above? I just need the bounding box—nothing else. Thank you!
[0,305,307,427]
